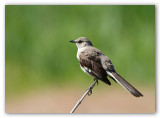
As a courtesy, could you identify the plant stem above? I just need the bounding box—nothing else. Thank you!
[70,79,98,113]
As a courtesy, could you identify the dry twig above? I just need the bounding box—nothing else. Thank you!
[70,79,98,113]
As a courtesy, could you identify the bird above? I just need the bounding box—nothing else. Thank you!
[69,37,143,97]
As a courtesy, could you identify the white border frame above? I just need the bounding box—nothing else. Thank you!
[0,0,159,118]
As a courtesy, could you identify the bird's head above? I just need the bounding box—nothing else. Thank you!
[69,37,93,49]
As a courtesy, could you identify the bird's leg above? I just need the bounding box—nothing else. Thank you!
[87,79,98,96]
[94,78,99,85]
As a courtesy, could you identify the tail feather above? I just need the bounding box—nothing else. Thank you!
[107,71,143,97]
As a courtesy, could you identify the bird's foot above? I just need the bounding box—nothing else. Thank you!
[87,87,92,96]
[87,79,98,96]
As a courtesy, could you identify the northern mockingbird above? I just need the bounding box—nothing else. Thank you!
[70,37,143,97]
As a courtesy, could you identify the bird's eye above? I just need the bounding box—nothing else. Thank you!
[79,41,82,43]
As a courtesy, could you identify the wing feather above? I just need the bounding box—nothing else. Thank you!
[79,47,111,85]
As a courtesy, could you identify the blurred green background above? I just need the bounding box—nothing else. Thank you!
[5,5,155,99]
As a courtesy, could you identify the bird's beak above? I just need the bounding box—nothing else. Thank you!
[69,40,76,43]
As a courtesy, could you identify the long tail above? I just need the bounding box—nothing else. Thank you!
[107,71,143,97]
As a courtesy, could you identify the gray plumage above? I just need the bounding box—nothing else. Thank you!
[70,37,143,97]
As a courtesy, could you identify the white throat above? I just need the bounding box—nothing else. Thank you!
[76,46,88,60]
